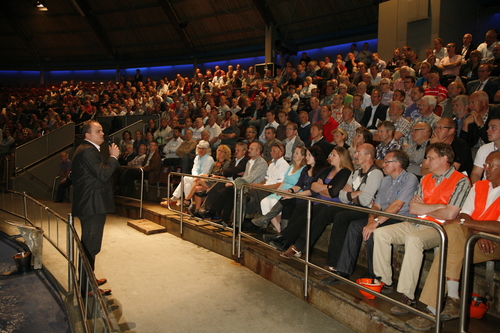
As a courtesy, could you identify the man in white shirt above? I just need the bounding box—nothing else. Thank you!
[205,115,222,147]
[369,64,382,86]
[246,142,290,216]
[470,116,500,184]
[439,43,463,78]
[162,127,183,167]
[477,29,499,62]
[191,117,205,141]
[258,110,279,143]
[357,82,371,110]
[153,118,172,146]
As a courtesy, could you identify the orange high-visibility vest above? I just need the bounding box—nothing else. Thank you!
[471,180,500,220]
[418,171,468,224]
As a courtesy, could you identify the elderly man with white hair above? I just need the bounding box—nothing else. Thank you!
[409,95,441,130]
[379,78,394,106]
[169,140,214,206]
[299,76,317,100]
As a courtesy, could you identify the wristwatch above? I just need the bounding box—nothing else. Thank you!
[374,218,380,225]
[460,218,465,225]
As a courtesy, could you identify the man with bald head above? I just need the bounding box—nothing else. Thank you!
[470,115,500,184]
[460,90,492,149]
[407,150,500,330]
[460,33,476,61]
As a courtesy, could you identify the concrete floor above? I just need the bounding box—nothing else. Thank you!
[43,202,354,333]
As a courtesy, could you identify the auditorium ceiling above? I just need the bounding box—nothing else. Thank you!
[0,0,380,70]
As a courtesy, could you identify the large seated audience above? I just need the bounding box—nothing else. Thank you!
[2,29,500,331]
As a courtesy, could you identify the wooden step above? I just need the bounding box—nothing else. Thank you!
[127,218,167,235]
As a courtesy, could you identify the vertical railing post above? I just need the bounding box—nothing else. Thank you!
[433,227,448,333]
[237,186,244,258]
[139,168,144,218]
[22,191,28,224]
[179,175,184,235]
[231,181,237,257]
[68,213,74,292]
[304,200,312,299]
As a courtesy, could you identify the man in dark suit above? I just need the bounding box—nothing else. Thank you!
[460,33,476,61]
[197,141,266,225]
[133,69,143,84]
[360,89,388,130]
[466,64,499,104]
[121,141,162,197]
[305,123,333,156]
[118,143,137,166]
[282,122,305,162]
[72,120,119,294]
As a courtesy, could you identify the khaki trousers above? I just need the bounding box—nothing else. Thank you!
[419,224,500,308]
[373,222,441,299]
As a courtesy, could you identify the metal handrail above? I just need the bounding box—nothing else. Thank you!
[108,120,144,147]
[238,182,448,333]
[14,122,75,173]
[163,170,448,332]
[114,165,145,218]
[460,232,500,333]
[0,188,118,333]
[166,172,238,255]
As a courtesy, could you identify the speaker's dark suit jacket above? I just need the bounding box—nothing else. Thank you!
[360,104,388,129]
[72,140,119,217]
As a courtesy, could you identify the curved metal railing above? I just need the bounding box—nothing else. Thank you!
[460,232,500,332]
[163,171,449,333]
[0,189,118,333]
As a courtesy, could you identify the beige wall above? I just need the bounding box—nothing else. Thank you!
[379,0,441,63]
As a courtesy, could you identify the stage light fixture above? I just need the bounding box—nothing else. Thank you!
[36,1,48,11]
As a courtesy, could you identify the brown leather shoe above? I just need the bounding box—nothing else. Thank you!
[96,278,107,286]
[280,245,302,259]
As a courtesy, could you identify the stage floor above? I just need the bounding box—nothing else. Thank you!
[10,200,353,333]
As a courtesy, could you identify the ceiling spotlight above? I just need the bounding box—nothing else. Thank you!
[36,1,48,11]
